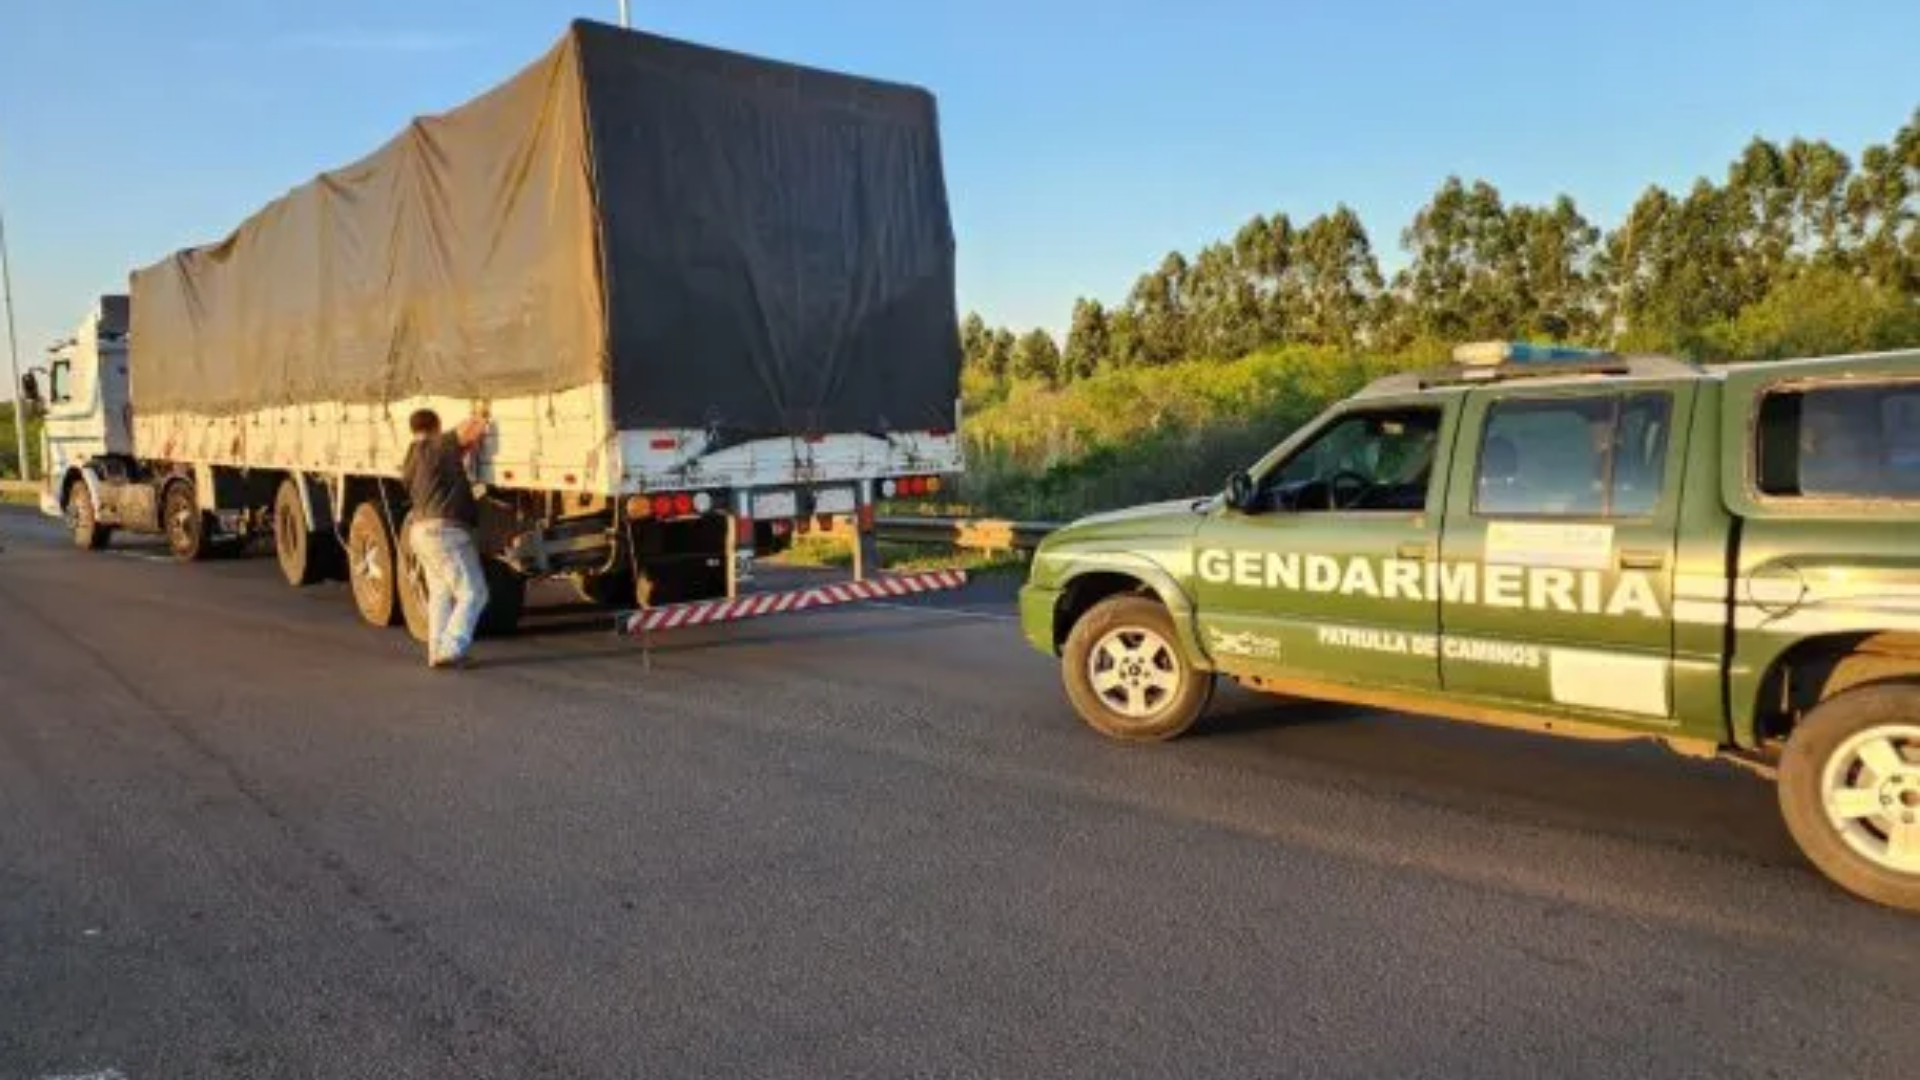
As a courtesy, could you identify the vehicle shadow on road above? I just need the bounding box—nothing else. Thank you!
[1186,688,1804,870]
[481,613,966,669]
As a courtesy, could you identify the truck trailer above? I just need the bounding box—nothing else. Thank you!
[27,20,963,638]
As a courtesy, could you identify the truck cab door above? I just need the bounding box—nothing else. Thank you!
[1192,399,1455,692]
[1436,383,1695,723]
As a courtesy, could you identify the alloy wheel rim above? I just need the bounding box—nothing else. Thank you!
[1820,722,1920,876]
[1087,626,1182,720]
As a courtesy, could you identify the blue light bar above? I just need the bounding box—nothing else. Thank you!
[1453,341,1612,366]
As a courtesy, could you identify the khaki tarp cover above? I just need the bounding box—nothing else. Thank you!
[131,20,961,438]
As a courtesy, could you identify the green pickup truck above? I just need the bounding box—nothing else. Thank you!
[1019,343,1920,911]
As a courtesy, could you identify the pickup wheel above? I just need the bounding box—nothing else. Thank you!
[1778,682,1920,912]
[65,479,111,551]
[163,481,210,561]
[1062,595,1213,742]
[346,502,401,627]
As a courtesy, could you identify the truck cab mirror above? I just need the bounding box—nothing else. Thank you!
[19,372,40,405]
[1224,470,1257,512]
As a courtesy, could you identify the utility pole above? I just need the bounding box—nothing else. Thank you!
[618,1,631,28]
[0,168,27,483]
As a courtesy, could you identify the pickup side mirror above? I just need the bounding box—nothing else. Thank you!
[1224,470,1257,512]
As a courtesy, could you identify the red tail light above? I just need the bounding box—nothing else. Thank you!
[735,515,754,546]
[652,495,674,518]
[857,504,875,532]
[649,436,678,451]
[672,493,694,516]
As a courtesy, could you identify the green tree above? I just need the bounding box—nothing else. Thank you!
[959,311,991,371]
[1011,328,1064,384]
[1126,251,1193,364]
[1700,265,1920,362]
[1294,206,1383,348]
[982,327,1016,381]
[1062,298,1111,380]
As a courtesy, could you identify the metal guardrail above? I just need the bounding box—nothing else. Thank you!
[873,516,1061,553]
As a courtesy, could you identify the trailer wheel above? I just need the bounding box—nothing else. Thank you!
[395,514,432,644]
[346,502,401,627]
[476,559,526,638]
[65,479,112,551]
[572,570,638,608]
[273,479,335,587]
[397,516,523,640]
[1062,596,1213,742]
[1779,681,1920,912]
[163,481,210,562]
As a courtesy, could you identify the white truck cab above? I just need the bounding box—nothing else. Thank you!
[35,296,132,518]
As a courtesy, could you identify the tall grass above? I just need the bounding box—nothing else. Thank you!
[957,344,1438,520]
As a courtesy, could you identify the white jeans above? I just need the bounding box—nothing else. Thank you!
[410,520,489,661]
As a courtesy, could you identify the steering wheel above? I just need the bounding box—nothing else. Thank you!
[1326,469,1374,510]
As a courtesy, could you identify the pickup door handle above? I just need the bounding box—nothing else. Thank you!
[1396,542,1433,561]
[1618,549,1667,571]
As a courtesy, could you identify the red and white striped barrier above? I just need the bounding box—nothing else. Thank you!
[617,569,968,635]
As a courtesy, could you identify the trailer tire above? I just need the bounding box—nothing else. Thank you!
[346,502,401,627]
[65,478,111,551]
[273,479,335,587]
[572,570,638,609]
[476,559,526,638]
[395,515,522,640]
[395,514,431,644]
[1778,681,1920,912]
[163,480,210,562]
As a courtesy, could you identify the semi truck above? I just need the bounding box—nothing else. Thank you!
[24,20,963,638]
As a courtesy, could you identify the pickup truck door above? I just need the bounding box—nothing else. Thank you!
[1436,383,1695,723]
[1192,399,1455,692]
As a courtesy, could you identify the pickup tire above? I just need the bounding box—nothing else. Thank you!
[346,502,401,627]
[1778,682,1920,912]
[1062,595,1213,742]
[65,479,111,551]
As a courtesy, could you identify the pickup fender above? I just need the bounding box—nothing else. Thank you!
[1055,552,1216,671]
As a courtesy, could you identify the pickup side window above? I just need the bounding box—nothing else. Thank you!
[1262,406,1442,513]
[1756,381,1920,501]
[1475,392,1672,518]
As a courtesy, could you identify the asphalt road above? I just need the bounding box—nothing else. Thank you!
[2,503,1916,1079]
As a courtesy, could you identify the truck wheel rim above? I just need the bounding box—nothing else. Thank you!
[353,533,387,592]
[1088,626,1181,720]
[1820,723,1920,876]
[167,494,196,552]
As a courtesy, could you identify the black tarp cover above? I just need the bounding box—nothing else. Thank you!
[131,20,960,437]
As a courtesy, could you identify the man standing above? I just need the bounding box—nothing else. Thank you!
[402,408,490,668]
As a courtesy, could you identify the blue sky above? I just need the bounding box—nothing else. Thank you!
[1,0,1917,381]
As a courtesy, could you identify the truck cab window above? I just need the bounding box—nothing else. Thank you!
[1475,392,1671,518]
[1262,407,1441,512]
[1756,382,1920,501]
[48,360,72,404]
